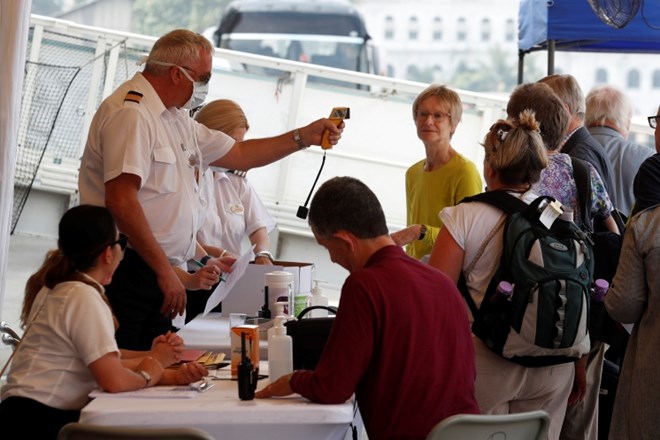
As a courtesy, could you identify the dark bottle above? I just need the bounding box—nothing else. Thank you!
[238,332,255,400]
[491,281,513,304]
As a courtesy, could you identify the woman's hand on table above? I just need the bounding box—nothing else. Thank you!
[255,373,294,398]
[174,362,208,384]
[150,331,185,367]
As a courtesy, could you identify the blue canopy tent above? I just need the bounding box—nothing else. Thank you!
[517,0,660,83]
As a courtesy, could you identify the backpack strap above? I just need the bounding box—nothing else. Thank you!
[461,190,528,215]
[457,190,527,319]
[571,156,593,231]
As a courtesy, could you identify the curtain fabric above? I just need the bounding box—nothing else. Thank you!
[0,1,32,316]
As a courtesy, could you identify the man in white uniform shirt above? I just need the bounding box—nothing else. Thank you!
[79,29,343,350]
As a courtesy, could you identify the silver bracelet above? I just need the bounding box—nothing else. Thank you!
[293,129,308,150]
[255,251,274,262]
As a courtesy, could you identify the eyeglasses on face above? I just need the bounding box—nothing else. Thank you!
[415,111,451,123]
[648,115,659,129]
[178,65,212,86]
[148,59,212,85]
[109,233,129,251]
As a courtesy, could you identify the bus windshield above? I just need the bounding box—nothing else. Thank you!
[222,34,365,71]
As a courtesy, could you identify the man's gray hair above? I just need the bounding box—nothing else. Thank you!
[585,84,632,132]
[145,29,213,75]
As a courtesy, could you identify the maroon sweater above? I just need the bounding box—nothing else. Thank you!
[291,245,479,440]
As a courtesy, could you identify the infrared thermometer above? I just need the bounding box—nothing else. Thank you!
[321,107,350,149]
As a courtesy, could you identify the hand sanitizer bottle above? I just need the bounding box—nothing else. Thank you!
[268,316,293,382]
[310,280,329,318]
[267,303,287,344]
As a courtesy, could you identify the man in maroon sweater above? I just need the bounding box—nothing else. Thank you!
[256,176,479,440]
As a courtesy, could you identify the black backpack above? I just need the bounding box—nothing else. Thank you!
[459,191,594,367]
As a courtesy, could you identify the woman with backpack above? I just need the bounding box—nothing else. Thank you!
[428,110,586,440]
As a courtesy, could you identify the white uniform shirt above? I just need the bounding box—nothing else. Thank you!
[1,281,118,410]
[79,73,234,266]
[197,170,276,255]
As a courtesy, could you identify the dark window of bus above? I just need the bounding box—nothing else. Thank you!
[653,70,660,88]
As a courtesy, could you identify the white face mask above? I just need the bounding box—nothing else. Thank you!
[178,66,209,111]
[145,59,210,111]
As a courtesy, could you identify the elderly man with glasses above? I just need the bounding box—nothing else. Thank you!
[78,29,344,350]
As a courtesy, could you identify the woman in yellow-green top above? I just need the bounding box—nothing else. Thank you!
[391,84,483,260]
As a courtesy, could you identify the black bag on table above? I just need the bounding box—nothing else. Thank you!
[284,305,337,370]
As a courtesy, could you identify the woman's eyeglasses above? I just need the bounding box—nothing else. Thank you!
[648,115,659,129]
[109,233,129,251]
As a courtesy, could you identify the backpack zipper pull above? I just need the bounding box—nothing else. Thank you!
[580,240,591,260]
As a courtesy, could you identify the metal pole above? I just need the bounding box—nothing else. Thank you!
[547,40,555,75]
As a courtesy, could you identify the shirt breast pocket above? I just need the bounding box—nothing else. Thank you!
[152,147,178,193]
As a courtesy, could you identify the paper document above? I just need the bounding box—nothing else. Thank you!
[89,386,197,399]
[203,247,254,315]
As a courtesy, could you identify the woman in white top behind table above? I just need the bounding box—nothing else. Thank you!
[194,99,276,263]
[0,205,207,439]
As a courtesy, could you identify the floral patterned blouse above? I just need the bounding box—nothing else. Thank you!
[531,152,613,226]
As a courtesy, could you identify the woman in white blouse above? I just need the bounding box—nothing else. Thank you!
[194,99,276,263]
[0,205,207,438]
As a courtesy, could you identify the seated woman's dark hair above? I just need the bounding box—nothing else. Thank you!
[21,205,119,327]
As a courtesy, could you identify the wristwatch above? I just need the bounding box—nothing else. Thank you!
[138,370,151,387]
[293,128,308,150]
[255,251,274,262]
[418,224,427,241]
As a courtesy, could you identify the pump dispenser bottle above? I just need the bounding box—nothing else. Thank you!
[310,280,329,318]
[267,302,287,343]
[267,316,293,382]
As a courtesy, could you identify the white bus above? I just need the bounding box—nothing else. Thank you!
[211,0,382,80]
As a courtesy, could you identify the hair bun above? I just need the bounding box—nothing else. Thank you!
[517,109,541,132]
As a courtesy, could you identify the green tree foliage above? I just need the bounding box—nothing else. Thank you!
[450,46,542,93]
[132,0,230,38]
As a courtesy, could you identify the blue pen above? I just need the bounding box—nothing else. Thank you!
[192,259,226,283]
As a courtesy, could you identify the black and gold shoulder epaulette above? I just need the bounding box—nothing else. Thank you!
[124,90,143,104]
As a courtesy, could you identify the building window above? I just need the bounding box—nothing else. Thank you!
[457,17,467,42]
[627,69,640,88]
[408,16,419,40]
[653,70,660,88]
[481,18,491,42]
[505,18,515,42]
[407,64,420,81]
[433,17,443,41]
[595,68,608,84]
[385,16,394,40]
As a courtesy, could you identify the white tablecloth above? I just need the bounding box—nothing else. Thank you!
[80,363,359,440]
